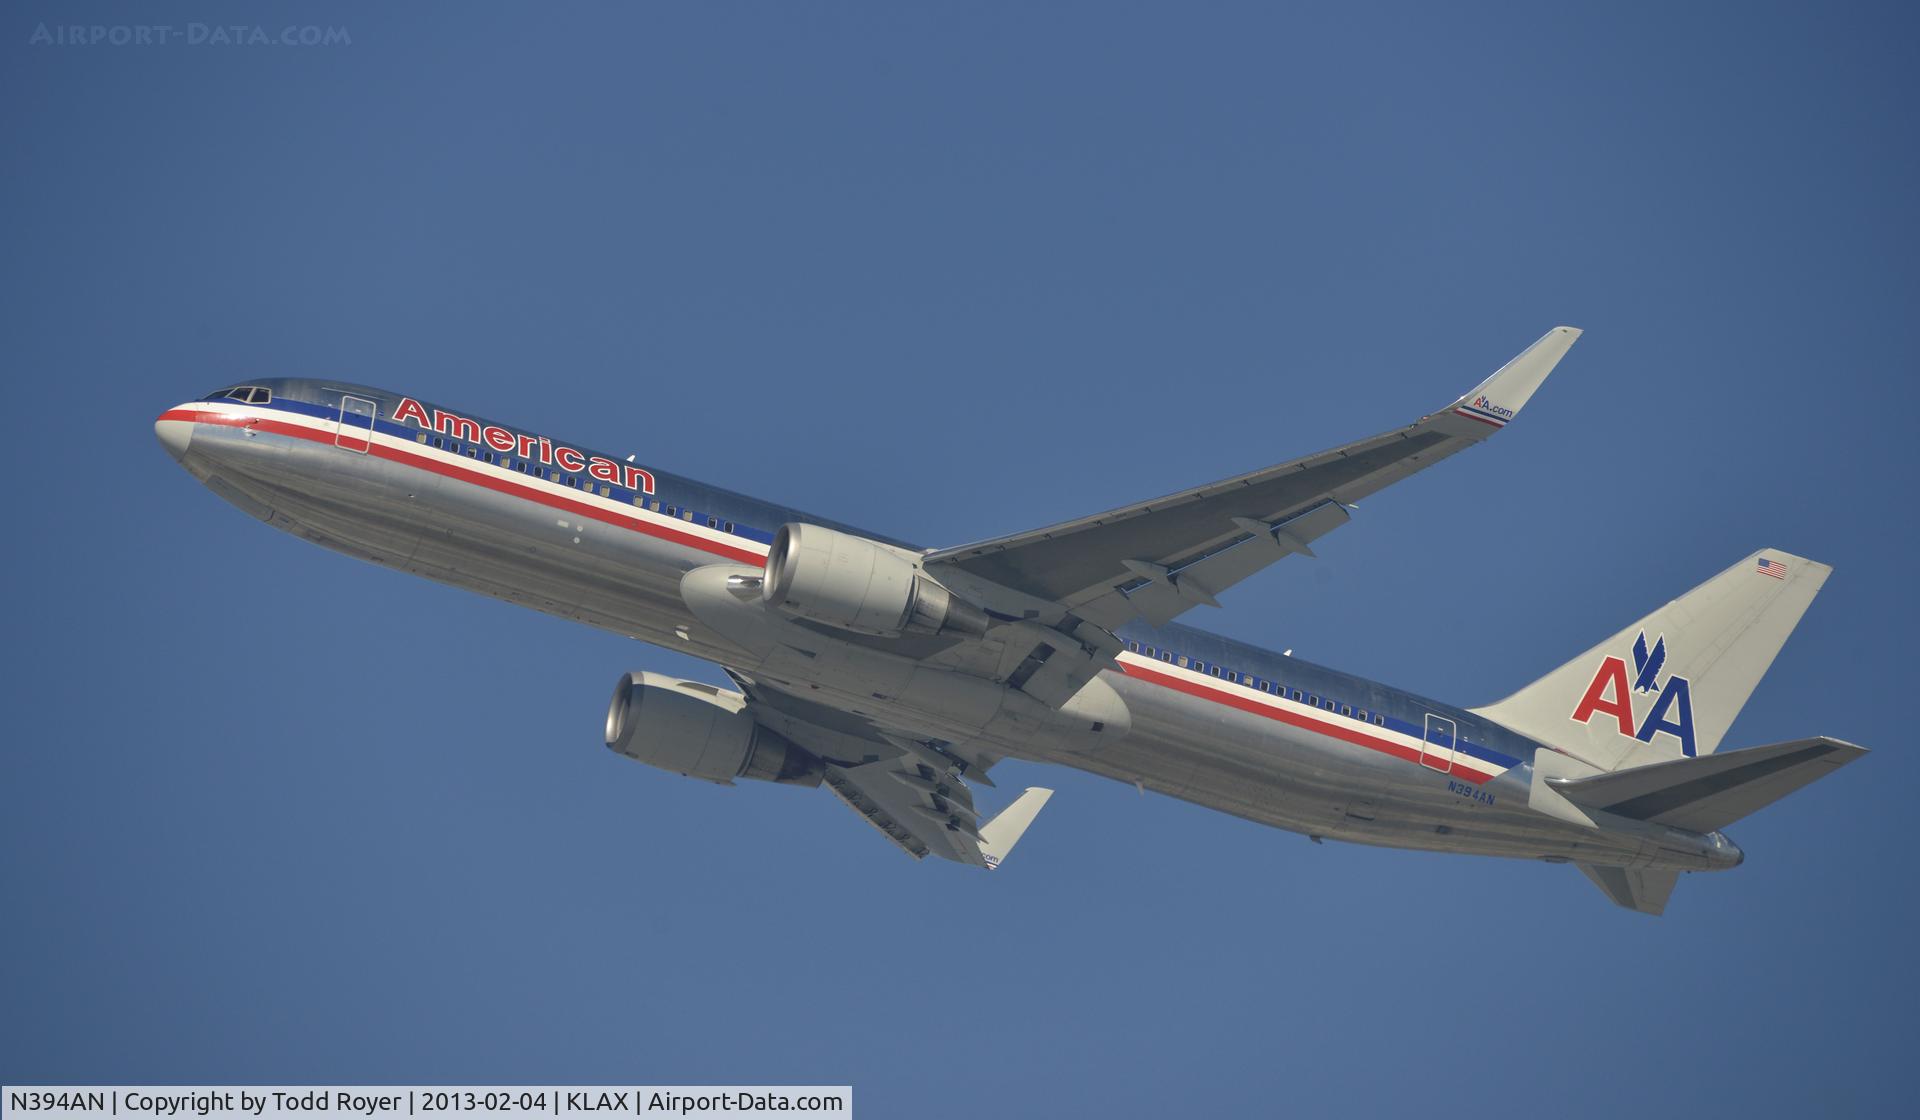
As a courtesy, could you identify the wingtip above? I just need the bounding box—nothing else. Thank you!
[977,787,1055,868]
[1445,326,1581,429]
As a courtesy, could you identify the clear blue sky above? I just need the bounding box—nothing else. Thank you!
[5,2,1915,1115]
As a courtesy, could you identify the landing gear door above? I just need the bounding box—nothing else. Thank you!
[1420,713,1457,773]
[336,394,377,453]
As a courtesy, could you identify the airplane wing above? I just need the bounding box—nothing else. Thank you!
[926,327,1581,631]
[725,669,1051,868]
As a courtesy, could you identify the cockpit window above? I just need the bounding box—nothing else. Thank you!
[209,386,271,404]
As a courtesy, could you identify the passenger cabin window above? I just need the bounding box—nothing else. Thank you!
[1259,681,1271,693]
[1341,705,1352,717]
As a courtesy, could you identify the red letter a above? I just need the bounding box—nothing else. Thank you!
[1570,656,1635,736]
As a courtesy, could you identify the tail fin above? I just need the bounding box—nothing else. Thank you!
[1473,549,1830,770]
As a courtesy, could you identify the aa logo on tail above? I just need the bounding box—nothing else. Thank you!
[1570,630,1697,756]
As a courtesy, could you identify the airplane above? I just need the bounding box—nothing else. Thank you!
[154,327,1865,914]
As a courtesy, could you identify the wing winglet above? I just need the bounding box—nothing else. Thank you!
[978,787,1054,870]
[1443,325,1581,432]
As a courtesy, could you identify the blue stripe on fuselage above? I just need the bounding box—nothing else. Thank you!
[211,381,1539,774]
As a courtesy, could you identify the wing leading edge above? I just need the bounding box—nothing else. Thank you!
[926,327,1581,629]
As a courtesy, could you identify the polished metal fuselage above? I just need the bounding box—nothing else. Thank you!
[160,388,1740,875]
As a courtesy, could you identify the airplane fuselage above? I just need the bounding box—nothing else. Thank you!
[155,379,1742,875]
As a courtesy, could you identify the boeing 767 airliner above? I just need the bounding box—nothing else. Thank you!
[155,328,1863,914]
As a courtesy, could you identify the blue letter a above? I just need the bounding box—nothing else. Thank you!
[1635,676,1697,756]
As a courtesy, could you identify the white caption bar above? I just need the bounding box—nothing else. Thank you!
[3,1089,851,1120]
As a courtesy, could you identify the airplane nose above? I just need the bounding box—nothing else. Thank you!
[155,411,194,462]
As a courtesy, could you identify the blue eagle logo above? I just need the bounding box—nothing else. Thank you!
[1630,630,1667,694]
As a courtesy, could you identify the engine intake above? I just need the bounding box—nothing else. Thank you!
[604,672,821,786]
[762,523,989,639]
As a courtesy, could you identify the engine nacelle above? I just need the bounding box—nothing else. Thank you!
[762,523,990,639]
[604,672,821,787]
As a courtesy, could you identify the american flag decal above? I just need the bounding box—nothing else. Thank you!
[1757,557,1788,580]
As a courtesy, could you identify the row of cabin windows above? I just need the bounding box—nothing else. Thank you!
[631,497,735,534]
[411,430,738,536]
[1124,640,1388,727]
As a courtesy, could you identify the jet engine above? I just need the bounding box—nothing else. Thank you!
[762,523,989,639]
[604,672,822,786]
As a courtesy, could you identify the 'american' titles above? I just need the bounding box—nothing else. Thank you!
[390,397,655,494]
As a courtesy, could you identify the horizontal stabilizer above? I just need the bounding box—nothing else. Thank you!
[1577,863,1680,916]
[1548,736,1866,833]
[979,787,1054,870]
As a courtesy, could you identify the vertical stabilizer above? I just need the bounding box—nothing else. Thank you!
[1473,550,1829,770]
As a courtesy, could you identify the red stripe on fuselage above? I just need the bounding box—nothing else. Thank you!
[1114,659,1494,784]
[165,405,1499,781]
[159,407,768,567]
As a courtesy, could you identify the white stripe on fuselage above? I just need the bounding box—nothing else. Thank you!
[197,399,1508,782]
[1112,650,1507,780]
[202,399,771,558]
